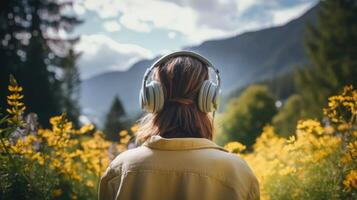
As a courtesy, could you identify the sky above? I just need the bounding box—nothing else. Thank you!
[71,0,319,79]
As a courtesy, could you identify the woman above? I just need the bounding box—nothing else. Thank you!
[99,51,260,200]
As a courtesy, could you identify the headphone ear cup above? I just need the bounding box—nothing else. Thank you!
[198,80,210,112]
[212,88,221,111]
[206,82,217,112]
[198,80,220,113]
[147,84,155,112]
[139,87,146,110]
[143,81,164,113]
[154,81,165,112]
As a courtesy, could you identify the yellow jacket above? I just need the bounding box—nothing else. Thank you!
[99,135,260,200]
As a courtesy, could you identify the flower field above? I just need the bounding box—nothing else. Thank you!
[1,77,356,199]
[225,86,357,199]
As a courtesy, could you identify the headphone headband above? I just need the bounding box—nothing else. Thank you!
[143,50,220,89]
[140,50,222,113]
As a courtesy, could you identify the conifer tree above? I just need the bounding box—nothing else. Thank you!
[0,0,27,109]
[297,0,357,118]
[104,96,126,141]
[0,0,82,126]
[60,48,81,127]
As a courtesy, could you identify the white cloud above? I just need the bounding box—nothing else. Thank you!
[79,0,121,18]
[119,15,151,33]
[74,0,230,42]
[75,0,317,44]
[73,3,86,15]
[103,20,121,32]
[76,34,153,79]
[271,2,315,25]
[235,0,256,13]
[168,32,176,39]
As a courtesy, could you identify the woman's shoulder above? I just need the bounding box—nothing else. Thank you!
[217,152,260,198]
[109,145,152,169]
[224,152,252,170]
[208,150,257,182]
[108,144,256,181]
[214,150,253,172]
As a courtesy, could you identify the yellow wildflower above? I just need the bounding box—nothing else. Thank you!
[52,189,63,197]
[6,75,26,126]
[279,166,297,176]
[130,124,139,133]
[343,170,357,192]
[86,180,94,188]
[119,130,128,137]
[78,123,94,134]
[224,141,246,153]
[120,135,131,144]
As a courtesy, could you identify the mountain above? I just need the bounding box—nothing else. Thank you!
[80,5,317,125]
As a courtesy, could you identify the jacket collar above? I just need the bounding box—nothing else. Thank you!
[142,135,228,152]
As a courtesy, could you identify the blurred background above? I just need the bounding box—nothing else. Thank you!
[1,0,356,146]
[1,1,357,199]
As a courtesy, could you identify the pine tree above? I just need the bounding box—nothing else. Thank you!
[60,48,81,127]
[104,96,126,141]
[0,0,82,126]
[0,0,28,109]
[297,0,357,118]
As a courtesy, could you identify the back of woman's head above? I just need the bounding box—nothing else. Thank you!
[136,56,213,143]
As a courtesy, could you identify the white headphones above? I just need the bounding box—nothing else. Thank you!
[139,51,221,113]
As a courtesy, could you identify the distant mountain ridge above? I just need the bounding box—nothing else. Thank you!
[80,5,317,125]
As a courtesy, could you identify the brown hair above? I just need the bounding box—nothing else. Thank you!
[135,56,213,143]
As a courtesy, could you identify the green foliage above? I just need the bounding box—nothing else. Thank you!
[0,77,103,199]
[264,152,344,200]
[104,96,126,141]
[261,85,357,199]
[259,71,297,100]
[217,85,277,148]
[272,94,307,137]
[0,115,98,200]
[297,0,357,118]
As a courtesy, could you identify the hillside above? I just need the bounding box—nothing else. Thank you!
[80,5,317,125]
